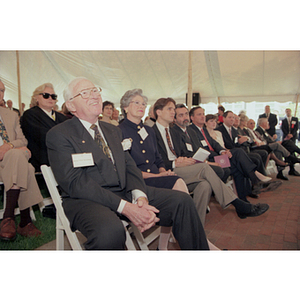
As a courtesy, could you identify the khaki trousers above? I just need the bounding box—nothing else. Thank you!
[0,149,43,210]
[174,162,236,225]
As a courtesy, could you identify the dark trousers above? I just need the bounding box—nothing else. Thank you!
[63,186,209,250]
[229,148,256,200]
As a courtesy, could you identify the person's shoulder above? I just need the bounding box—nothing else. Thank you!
[22,106,40,116]
[55,110,68,120]
[144,123,155,134]
[0,106,17,119]
[215,124,224,131]
[49,117,76,134]
[100,120,122,133]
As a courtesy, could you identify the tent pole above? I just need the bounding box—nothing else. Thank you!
[187,51,192,110]
[16,51,22,115]
[295,94,299,117]
[218,96,221,106]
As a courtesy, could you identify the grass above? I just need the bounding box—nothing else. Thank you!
[0,178,56,251]
[0,206,56,250]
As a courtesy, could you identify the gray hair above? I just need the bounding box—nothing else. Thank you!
[239,113,249,123]
[258,117,268,126]
[120,89,148,116]
[63,77,88,102]
[31,83,55,107]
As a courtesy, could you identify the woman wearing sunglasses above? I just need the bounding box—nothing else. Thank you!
[21,83,67,172]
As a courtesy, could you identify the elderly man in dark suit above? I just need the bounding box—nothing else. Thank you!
[258,105,278,137]
[46,77,211,250]
[281,108,299,143]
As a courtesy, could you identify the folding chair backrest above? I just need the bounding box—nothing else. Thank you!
[41,165,82,250]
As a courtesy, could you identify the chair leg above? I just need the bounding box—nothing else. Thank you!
[131,224,149,250]
[125,229,136,250]
[56,217,65,250]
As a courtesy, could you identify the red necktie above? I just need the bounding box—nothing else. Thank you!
[201,128,214,151]
[165,128,177,156]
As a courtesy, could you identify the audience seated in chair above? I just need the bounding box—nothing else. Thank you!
[45,77,212,250]
[151,98,269,226]
[0,79,42,241]
[118,89,219,250]
[20,83,67,172]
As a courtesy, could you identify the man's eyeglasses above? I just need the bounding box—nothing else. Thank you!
[69,87,102,101]
[39,93,58,100]
[130,101,147,107]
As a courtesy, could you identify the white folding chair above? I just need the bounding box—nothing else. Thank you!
[41,165,159,250]
[0,181,36,221]
[34,172,54,212]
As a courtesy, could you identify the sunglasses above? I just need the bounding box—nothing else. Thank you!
[39,93,57,100]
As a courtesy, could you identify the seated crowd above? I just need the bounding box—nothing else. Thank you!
[0,77,299,250]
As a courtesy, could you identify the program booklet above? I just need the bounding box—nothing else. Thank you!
[193,147,210,162]
[214,155,231,168]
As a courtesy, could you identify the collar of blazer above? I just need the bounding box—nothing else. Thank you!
[152,124,168,155]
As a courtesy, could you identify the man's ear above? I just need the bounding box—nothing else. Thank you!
[66,101,75,113]
[156,109,161,118]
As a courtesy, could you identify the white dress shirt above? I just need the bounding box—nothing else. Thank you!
[156,121,177,168]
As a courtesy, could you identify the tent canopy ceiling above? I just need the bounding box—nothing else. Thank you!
[1,50,300,109]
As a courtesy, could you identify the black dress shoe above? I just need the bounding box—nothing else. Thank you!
[276,171,289,180]
[248,193,258,199]
[237,203,269,219]
[288,170,300,176]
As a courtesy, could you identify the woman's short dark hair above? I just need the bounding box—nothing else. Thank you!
[205,114,217,122]
[102,101,115,110]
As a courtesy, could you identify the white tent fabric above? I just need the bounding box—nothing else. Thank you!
[1,50,300,109]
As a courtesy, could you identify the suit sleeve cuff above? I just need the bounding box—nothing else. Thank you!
[117,199,127,214]
[131,189,147,204]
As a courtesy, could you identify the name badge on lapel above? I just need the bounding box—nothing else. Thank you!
[72,153,94,168]
[186,143,193,152]
[201,140,208,147]
[234,137,238,143]
[138,127,148,140]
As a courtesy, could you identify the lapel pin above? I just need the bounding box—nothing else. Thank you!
[82,140,86,143]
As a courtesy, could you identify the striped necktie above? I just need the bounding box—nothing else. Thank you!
[0,119,10,143]
[90,124,112,161]
[165,128,177,156]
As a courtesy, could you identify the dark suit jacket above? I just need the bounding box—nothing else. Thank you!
[215,124,241,150]
[152,124,189,171]
[281,117,299,142]
[46,117,147,213]
[255,126,274,144]
[258,113,277,136]
[188,123,225,158]
[21,106,67,171]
